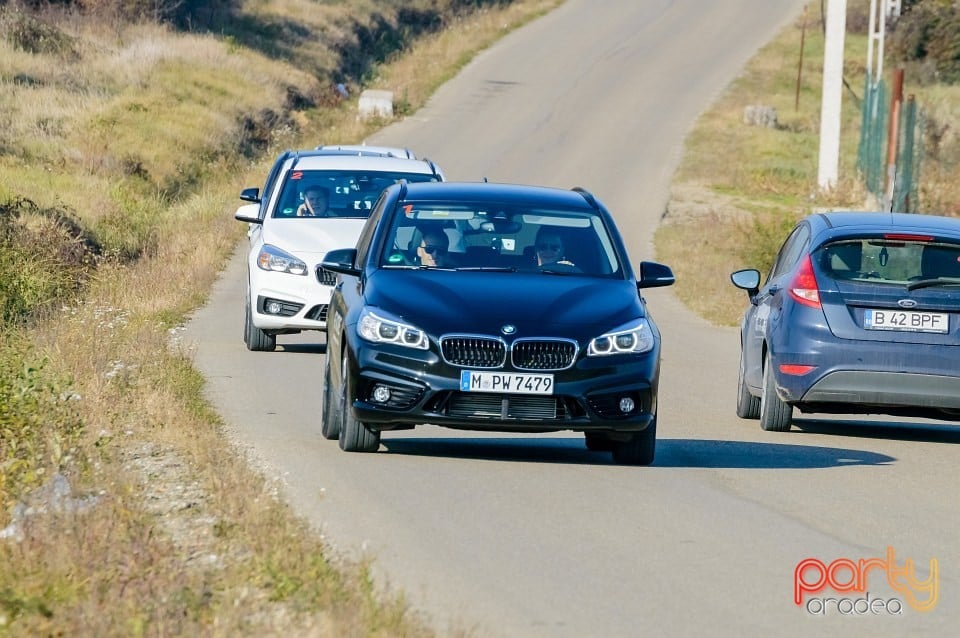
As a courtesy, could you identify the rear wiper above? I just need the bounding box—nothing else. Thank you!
[906,277,960,291]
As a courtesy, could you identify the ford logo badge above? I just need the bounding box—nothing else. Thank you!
[501,324,516,335]
[898,299,918,309]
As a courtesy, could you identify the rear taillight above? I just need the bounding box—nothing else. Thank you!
[788,255,821,309]
[780,364,816,375]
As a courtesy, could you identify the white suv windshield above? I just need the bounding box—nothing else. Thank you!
[274,170,438,219]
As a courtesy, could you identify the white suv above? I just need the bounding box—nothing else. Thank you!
[235,146,445,351]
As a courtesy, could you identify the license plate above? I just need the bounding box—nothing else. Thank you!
[863,309,949,333]
[460,370,554,395]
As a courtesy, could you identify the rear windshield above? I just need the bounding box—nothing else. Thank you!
[817,239,960,284]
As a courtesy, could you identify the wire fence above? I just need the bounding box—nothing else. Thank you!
[856,73,924,212]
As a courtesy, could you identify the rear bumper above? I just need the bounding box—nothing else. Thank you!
[770,330,960,410]
[801,370,960,411]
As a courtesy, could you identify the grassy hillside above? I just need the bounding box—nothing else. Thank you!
[3,0,959,633]
[0,1,558,634]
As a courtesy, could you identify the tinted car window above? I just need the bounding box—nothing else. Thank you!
[818,238,960,283]
[380,201,621,276]
[769,223,810,281]
[274,170,439,219]
[354,196,386,267]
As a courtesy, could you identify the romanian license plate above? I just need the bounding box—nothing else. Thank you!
[863,309,949,333]
[460,370,554,395]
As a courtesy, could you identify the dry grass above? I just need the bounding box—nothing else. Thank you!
[0,0,558,634]
[657,1,960,327]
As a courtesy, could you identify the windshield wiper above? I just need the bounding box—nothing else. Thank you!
[456,266,517,272]
[906,277,960,291]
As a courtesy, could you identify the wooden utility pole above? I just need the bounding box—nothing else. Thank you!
[795,6,807,111]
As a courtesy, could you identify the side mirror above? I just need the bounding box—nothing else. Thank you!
[730,269,761,296]
[234,203,261,224]
[637,261,675,289]
[240,187,261,203]
[321,248,361,277]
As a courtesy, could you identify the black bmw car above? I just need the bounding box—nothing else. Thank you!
[320,181,675,465]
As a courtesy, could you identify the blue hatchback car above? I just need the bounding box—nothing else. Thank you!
[731,211,960,431]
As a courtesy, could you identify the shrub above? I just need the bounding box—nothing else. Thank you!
[0,7,77,57]
[0,336,85,516]
[0,199,100,327]
[888,0,960,83]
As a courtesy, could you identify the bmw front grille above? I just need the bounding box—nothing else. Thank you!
[440,335,577,371]
[511,339,577,370]
[441,336,507,368]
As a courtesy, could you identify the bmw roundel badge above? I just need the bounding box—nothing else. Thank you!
[501,324,516,335]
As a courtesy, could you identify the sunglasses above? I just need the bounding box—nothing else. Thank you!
[537,243,562,251]
[421,245,447,255]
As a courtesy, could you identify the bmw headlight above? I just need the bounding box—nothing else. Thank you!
[587,319,654,356]
[257,244,308,275]
[358,308,429,350]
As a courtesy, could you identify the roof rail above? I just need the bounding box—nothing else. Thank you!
[313,144,416,159]
[572,186,600,210]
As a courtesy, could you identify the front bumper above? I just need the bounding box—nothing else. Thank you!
[348,342,660,433]
[248,267,334,332]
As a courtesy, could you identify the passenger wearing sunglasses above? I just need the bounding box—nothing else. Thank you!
[534,228,577,270]
[417,230,457,268]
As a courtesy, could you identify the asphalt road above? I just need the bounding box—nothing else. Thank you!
[184,1,959,635]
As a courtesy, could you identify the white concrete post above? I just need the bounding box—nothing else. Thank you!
[817,0,847,190]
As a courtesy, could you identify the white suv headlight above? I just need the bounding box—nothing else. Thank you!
[257,244,308,275]
[587,319,654,356]
[358,308,429,350]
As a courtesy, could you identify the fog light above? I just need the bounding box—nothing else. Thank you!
[619,397,635,414]
[267,301,282,315]
[372,385,392,403]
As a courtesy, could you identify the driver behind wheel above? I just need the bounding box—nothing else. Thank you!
[534,227,576,269]
[297,185,330,217]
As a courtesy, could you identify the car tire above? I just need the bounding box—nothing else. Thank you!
[736,352,760,419]
[320,355,340,440]
[338,355,380,453]
[611,417,656,466]
[584,432,614,452]
[244,295,276,352]
[760,354,792,432]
